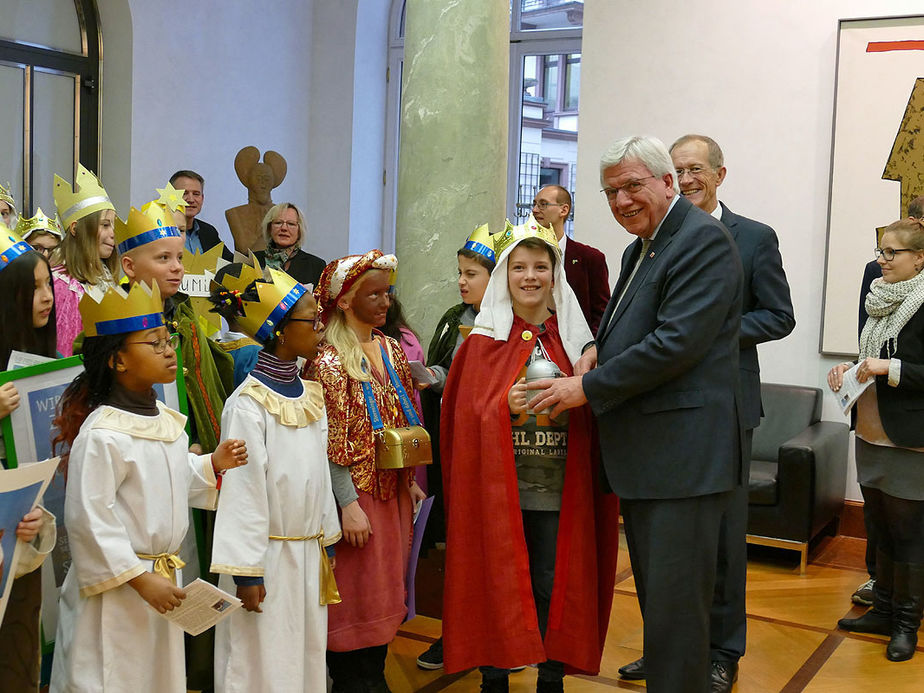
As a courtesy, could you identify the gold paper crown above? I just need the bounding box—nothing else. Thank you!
[463,223,497,264]
[53,164,115,229]
[0,182,15,211]
[15,207,63,240]
[493,215,559,258]
[154,182,188,213]
[0,224,34,273]
[213,252,308,343]
[79,281,165,337]
[115,202,181,255]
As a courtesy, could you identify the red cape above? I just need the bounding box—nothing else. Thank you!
[440,314,620,675]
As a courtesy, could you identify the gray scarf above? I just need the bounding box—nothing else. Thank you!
[859,270,924,359]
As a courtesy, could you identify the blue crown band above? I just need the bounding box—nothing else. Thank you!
[94,312,165,336]
[117,225,181,254]
[0,240,33,272]
[464,240,495,263]
[255,283,308,343]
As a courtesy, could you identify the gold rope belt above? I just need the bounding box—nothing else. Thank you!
[136,552,186,586]
[269,531,341,605]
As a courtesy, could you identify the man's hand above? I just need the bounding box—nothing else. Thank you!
[128,572,186,613]
[237,584,267,613]
[341,500,372,548]
[526,376,588,419]
[574,345,598,376]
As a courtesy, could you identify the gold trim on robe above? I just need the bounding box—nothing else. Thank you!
[91,402,187,442]
[239,378,325,428]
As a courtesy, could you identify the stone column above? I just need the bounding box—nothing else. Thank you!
[395,0,509,343]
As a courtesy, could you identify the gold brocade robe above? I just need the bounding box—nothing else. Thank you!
[306,335,416,500]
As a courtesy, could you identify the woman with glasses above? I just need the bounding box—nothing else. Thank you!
[830,217,924,662]
[254,203,326,287]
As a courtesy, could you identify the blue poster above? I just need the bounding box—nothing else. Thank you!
[0,481,44,597]
[27,383,69,462]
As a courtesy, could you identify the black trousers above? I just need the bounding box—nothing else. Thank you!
[861,486,924,564]
[709,429,752,662]
[860,484,880,577]
[481,509,565,683]
[623,490,733,693]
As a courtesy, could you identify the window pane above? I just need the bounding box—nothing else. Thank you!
[515,53,579,236]
[0,0,82,55]
[0,63,25,217]
[32,70,76,212]
[519,0,583,32]
[543,55,559,110]
[563,53,580,110]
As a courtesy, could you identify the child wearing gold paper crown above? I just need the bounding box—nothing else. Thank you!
[116,200,234,453]
[48,281,247,693]
[51,165,120,356]
[115,197,234,691]
[208,259,340,693]
[16,208,64,258]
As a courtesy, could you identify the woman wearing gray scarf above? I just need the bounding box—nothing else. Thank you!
[254,202,326,287]
[829,217,924,662]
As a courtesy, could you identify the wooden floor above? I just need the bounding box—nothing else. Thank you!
[387,534,924,692]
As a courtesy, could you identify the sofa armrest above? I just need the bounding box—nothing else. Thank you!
[775,421,849,540]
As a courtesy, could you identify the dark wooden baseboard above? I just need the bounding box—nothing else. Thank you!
[839,500,867,539]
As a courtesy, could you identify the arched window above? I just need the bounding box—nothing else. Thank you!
[384,0,583,241]
[0,0,101,215]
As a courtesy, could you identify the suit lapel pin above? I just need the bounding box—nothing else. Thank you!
[571,258,578,264]
[649,251,655,258]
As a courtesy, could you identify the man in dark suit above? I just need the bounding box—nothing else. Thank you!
[170,169,233,260]
[530,135,744,693]
[625,134,789,691]
[531,185,611,333]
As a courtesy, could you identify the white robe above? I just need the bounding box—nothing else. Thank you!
[50,403,217,693]
[211,376,341,693]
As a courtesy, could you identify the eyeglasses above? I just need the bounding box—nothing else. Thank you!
[875,247,916,261]
[675,165,710,178]
[126,333,180,354]
[601,176,656,201]
[287,315,322,332]
[532,200,562,210]
[271,220,299,229]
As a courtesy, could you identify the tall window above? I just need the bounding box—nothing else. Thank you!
[509,1,583,236]
[384,0,582,242]
[0,0,101,216]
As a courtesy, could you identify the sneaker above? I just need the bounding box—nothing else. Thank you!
[852,578,875,606]
[416,638,443,670]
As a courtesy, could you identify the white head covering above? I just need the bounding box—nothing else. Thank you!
[472,234,593,365]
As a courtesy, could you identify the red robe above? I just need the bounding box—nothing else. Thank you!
[440,314,620,675]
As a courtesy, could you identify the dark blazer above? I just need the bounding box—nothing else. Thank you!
[254,248,326,287]
[720,203,795,429]
[867,294,924,448]
[584,196,744,499]
[192,218,233,261]
[564,237,611,334]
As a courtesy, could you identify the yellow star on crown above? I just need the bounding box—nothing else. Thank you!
[155,182,188,213]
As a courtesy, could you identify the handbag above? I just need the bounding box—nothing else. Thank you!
[361,343,432,469]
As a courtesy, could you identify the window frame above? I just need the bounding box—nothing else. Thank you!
[0,0,101,215]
